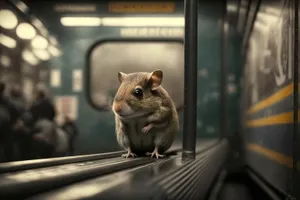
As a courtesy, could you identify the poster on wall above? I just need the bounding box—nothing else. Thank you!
[55,96,78,125]
[50,69,61,88]
[72,69,83,92]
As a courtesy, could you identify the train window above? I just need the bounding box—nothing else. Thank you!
[89,41,184,110]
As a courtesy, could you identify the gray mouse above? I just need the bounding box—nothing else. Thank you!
[112,69,179,159]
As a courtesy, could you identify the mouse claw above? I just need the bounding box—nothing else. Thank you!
[141,124,153,134]
[146,150,165,159]
[122,152,137,158]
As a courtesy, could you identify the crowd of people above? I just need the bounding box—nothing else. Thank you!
[0,82,78,162]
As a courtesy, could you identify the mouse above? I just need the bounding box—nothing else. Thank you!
[112,69,179,159]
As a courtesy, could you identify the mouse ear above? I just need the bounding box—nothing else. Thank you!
[118,72,127,83]
[148,70,163,90]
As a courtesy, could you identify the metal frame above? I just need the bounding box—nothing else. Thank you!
[220,0,228,140]
[242,0,261,54]
[291,0,299,198]
[0,151,126,173]
[235,0,242,26]
[242,0,253,34]
[182,0,198,161]
[247,167,285,200]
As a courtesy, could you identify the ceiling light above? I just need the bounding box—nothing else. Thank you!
[32,18,44,29]
[16,1,28,13]
[101,17,184,27]
[33,49,50,61]
[0,34,16,48]
[31,35,49,49]
[0,55,11,67]
[16,23,36,40]
[40,27,48,36]
[264,7,281,16]
[49,36,58,45]
[227,4,238,12]
[60,17,101,26]
[32,18,48,36]
[22,50,39,65]
[48,45,62,57]
[0,10,18,29]
[257,12,278,25]
[254,21,269,32]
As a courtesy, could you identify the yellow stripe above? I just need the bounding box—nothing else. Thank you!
[247,143,293,168]
[246,111,300,127]
[247,143,300,169]
[247,83,294,115]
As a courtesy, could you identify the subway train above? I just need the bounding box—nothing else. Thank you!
[0,0,299,199]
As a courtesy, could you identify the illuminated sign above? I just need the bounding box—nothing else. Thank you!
[120,28,184,37]
[108,2,175,13]
[54,4,96,12]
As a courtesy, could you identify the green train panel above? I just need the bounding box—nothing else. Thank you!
[241,0,299,195]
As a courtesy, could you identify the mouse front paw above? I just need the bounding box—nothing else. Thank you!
[141,124,153,134]
[146,148,165,159]
[122,152,137,158]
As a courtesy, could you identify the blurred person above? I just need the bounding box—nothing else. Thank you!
[0,82,9,129]
[29,89,56,123]
[30,119,56,158]
[8,85,27,160]
[22,88,57,159]
[12,116,33,160]
[0,82,10,161]
[9,85,26,113]
[62,115,78,155]
[54,127,70,157]
[0,82,20,162]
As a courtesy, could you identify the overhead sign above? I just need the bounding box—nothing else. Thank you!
[54,4,96,12]
[120,27,184,37]
[108,2,175,13]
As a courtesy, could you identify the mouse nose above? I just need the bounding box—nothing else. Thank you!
[113,102,122,113]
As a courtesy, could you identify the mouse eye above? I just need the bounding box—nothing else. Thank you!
[133,88,143,98]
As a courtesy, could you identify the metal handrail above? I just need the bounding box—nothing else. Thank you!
[182,0,198,161]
